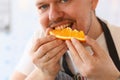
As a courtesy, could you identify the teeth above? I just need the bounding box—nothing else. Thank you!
[55,23,71,30]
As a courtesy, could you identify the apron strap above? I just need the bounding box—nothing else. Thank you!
[63,53,74,77]
[97,18,120,71]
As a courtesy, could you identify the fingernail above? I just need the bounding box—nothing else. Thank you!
[71,38,77,42]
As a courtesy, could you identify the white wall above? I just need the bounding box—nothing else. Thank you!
[0,0,120,80]
[0,0,40,79]
[96,0,120,26]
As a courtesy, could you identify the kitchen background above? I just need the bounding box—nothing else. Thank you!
[0,0,120,80]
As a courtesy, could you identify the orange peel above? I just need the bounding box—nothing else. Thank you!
[49,27,85,42]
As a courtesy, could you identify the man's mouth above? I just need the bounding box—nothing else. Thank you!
[53,22,73,30]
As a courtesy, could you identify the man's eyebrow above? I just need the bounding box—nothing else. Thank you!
[36,2,43,6]
[36,0,47,6]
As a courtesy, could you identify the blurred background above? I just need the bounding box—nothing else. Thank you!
[0,0,120,80]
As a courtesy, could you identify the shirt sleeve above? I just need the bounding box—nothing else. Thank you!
[15,29,44,76]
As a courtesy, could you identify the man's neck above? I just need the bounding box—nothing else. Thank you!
[88,17,103,40]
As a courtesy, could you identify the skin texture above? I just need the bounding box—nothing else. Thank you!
[10,0,120,80]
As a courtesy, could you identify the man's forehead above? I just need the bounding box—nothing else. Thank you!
[36,0,59,6]
[36,0,58,3]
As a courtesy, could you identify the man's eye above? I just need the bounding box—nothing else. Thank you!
[61,0,68,3]
[39,4,49,10]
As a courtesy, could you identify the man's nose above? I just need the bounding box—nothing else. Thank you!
[49,5,64,21]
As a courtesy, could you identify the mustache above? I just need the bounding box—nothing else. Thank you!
[48,18,76,27]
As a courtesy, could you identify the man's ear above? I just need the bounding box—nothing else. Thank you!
[91,0,98,10]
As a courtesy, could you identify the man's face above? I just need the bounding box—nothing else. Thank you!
[36,0,98,34]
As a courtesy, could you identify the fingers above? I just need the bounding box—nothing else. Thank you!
[37,43,67,70]
[70,38,92,61]
[32,39,67,74]
[45,28,52,36]
[47,45,67,64]
[31,35,56,52]
[85,36,105,56]
[40,46,67,76]
[40,42,67,62]
[66,40,83,64]
[34,39,64,59]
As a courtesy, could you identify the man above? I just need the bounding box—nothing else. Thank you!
[10,0,120,80]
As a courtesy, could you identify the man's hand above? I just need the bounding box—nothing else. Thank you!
[29,35,67,79]
[66,36,120,80]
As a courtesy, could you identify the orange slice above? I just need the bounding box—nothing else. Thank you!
[49,27,85,42]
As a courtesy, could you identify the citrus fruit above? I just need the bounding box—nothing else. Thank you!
[49,27,85,42]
